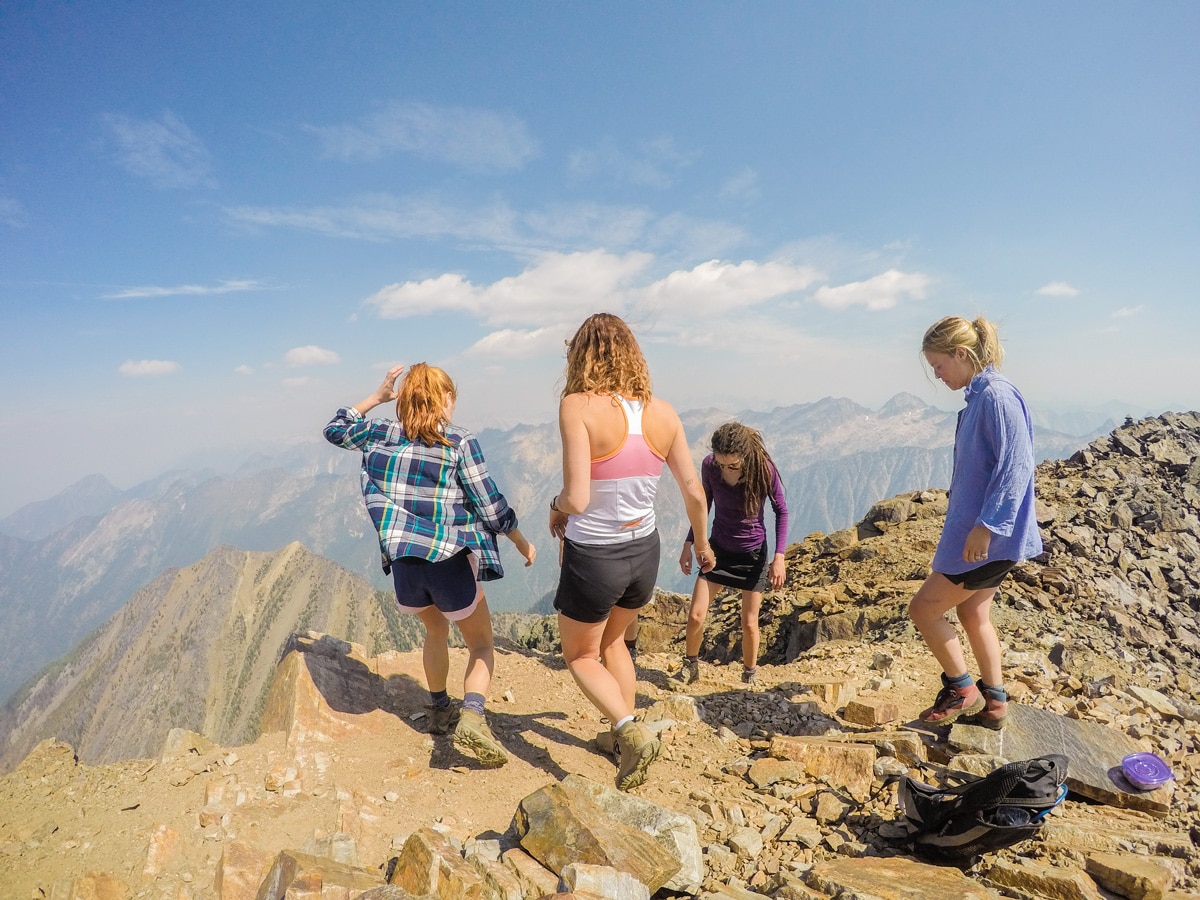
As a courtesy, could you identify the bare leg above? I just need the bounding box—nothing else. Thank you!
[685,577,715,657]
[956,588,1003,686]
[623,616,639,644]
[907,573,977,678]
[560,605,641,722]
[740,590,762,670]
[454,596,496,698]
[416,606,451,693]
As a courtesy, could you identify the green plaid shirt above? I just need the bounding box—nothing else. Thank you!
[324,408,518,581]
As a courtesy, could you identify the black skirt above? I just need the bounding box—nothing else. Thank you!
[701,538,770,592]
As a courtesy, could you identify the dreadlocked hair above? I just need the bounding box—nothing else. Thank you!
[396,362,456,446]
[562,313,652,401]
[711,422,776,519]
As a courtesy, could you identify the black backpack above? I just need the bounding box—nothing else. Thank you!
[898,754,1069,861]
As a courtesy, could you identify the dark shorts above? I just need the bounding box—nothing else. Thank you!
[391,550,482,621]
[701,538,771,592]
[942,559,1017,591]
[554,530,661,624]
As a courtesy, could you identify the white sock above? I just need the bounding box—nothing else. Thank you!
[614,715,635,730]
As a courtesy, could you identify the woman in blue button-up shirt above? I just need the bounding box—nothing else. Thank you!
[909,316,1043,729]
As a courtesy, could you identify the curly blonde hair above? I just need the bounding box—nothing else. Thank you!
[396,362,456,446]
[922,315,1004,373]
[562,313,652,400]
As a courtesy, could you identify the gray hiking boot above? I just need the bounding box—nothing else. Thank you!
[595,728,618,760]
[453,709,508,768]
[678,657,700,684]
[426,702,460,735]
[615,720,661,791]
[741,667,758,685]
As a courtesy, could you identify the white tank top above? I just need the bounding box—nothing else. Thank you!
[564,396,666,545]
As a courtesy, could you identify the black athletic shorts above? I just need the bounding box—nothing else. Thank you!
[942,559,1017,591]
[554,530,661,624]
[700,538,770,592]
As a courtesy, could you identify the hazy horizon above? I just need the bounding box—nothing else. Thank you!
[0,390,1152,522]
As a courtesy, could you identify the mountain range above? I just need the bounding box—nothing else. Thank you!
[0,393,1104,704]
[0,541,541,770]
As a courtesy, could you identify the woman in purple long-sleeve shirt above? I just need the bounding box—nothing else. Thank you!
[678,422,789,685]
[910,316,1043,729]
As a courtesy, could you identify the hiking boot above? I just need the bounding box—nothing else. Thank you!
[918,674,984,724]
[741,667,758,685]
[615,720,661,791]
[595,728,618,760]
[962,681,1008,729]
[453,709,508,767]
[678,657,700,684]
[425,702,460,735]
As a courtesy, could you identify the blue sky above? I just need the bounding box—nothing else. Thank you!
[1,2,1197,515]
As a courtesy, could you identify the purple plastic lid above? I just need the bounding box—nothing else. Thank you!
[1121,752,1173,791]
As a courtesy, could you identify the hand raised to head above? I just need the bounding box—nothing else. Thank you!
[375,365,405,404]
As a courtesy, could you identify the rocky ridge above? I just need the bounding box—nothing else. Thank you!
[2,411,1199,899]
[0,543,541,772]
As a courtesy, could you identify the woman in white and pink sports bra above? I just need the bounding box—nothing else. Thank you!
[548,313,713,791]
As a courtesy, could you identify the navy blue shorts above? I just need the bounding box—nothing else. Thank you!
[942,559,1016,591]
[554,530,661,624]
[391,550,482,621]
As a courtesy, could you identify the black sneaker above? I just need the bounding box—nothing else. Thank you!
[425,702,460,735]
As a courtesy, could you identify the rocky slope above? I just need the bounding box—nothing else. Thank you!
[0,629,1195,899]
[0,543,415,769]
[0,541,545,773]
[0,411,1197,899]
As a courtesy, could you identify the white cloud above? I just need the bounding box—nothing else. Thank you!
[0,196,28,229]
[226,194,745,259]
[642,259,821,316]
[234,364,255,375]
[309,101,537,171]
[102,111,214,189]
[463,327,567,360]
[365,250,654,327]
[1036,281,1080,298]
[103,279,271,300]
[813,269,930,311]
[285,346,341,367]
[568,136,696,189]
[719,167,760,202]
[1113,305,1144,318]
[119,359,181,377]
[367,252,922,366]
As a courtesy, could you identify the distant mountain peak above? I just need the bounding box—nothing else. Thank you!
[877,392,930,417]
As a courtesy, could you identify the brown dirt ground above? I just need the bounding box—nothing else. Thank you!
[0,637,955,898]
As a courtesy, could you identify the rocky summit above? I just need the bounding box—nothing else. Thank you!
[2,411,1200,899]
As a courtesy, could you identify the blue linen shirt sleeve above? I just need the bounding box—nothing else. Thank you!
[976,389,1036,537]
